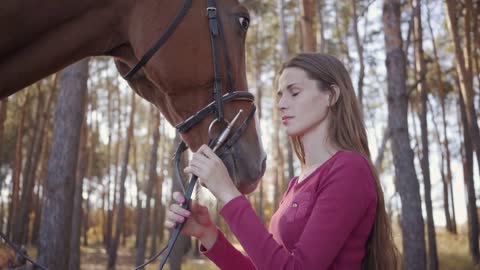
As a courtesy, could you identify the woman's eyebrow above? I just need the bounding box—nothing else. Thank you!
[277,82,302,96]
[286,83,301,90]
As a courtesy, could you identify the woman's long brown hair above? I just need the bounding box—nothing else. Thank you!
[282,53,400,270]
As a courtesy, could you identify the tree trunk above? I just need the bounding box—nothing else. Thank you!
[31,133,50,245]
[69,100,89,270]
[374,126,390,171]
[430,101,454,234]
[37,59,89,269]
[108,89,122,249]
[135,109,160,268]
[445,0,480,180]
[426,0,456,234]
[84,189,91,247]
[15,86,55,244]
[133,139,142,249]
[352,0,365,112]
[300,0,316,52]
[107,92,136,269]
[413,1,438,269]
[458,82,480,263]
[151,116,165,257]
[7,95,29,239]
[382,1,427,269]
[104,85,113,248]
[0,99,7,159]
[14,91,44,244]
[316,0,326,53]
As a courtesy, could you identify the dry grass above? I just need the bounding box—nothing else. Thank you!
[392,225,480,270]
[79,244,217,270]
[435,229,480,270]
[17,228,478,270]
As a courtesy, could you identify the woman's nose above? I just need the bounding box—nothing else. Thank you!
[277,96,287,110]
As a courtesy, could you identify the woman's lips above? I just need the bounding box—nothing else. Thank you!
[282,116,294,124]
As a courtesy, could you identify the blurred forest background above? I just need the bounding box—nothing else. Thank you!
[0,0,479,269]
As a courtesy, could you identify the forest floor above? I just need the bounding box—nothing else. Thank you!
[19,229,480,270]
[78,228,480,270]
[79,244,217,270]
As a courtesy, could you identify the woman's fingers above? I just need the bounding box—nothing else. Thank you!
[172,191,185,204]
[169,203,191,217]
[165,220,176,229]
[198,144,222,162]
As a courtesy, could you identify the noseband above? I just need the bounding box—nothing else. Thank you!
[122,0,256,193]
[123,0,256,269]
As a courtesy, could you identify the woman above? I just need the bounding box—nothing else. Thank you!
[165,53,399,269]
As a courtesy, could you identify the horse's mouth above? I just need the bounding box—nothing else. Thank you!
[219,148,238,186]
[219,146,264,194]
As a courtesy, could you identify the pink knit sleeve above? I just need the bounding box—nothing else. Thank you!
[200,228,256,270]
[219,154,377,270]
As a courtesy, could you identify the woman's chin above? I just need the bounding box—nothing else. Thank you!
[285,130,303,137]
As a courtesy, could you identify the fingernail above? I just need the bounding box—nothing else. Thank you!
[177,216,184,222]
[185,211,191,216]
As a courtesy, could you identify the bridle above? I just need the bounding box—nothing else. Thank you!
[1,0,256,270]
[123,0,256,194]
[124,0,256,269]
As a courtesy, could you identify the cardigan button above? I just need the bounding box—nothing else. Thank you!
[292,202,298,208]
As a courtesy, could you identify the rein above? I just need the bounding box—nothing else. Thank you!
[2,0,256,269]
[126,0,256,269]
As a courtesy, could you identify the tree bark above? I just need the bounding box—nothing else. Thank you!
[316,0,326,53]
[445,0,480,180]
[300,0,317,52]
[352,0,365,112]
[382,1,427,269]
[107,92,136,269]
[104,84,113,249]
[135,109,160,267]
[426,0,456,234]
[7,95,29,239]
[84,189,91,247]
[0,99,7,160]
[413,0,438,269]
[31,130,50,245]
[14,90,44,244]
[37,59,89,269]
[458,81,480,263]
[150,114,165,257]
[430,101,454,233]
[69,100,89,270]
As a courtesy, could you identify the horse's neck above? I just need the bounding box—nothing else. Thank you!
[0,0,131,98]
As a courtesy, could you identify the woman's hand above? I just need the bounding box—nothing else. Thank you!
[165,192,218,249]
[184,144,241,205]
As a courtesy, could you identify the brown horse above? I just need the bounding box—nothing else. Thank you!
[0,0,266,193]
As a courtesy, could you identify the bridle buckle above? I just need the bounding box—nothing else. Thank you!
[206,7,217,17]
[206,7,217,12]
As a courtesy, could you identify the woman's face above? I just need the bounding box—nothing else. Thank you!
[277,67,331,137]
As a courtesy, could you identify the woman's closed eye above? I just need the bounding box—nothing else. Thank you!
[292,92,300,97]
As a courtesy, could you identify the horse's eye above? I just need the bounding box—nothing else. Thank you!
[239,16,250,31]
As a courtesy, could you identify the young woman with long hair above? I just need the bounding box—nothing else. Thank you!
[165,53,399,269]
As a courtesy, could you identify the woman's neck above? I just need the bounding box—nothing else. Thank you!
[298,121,338,182]
[302,121,337,167]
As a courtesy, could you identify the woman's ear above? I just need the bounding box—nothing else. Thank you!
[329,85,340,106]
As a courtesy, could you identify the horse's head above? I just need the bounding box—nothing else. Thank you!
[113,0,266,194]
